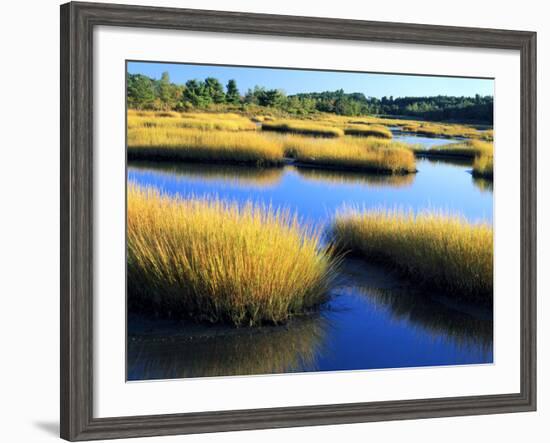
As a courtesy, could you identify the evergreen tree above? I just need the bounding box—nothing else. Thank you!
[183,79,211,107]
[226,79,240,104]
[158,72,177,110]
[204,77,226,104]
[127,74,155,109]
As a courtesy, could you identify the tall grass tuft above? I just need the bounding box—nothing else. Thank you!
[400,122,493,140]
[472,153,494,179]
[261,119,344,138]
[127,128,285,166]
[413,140,493,160]
[127,185,338,326]
[331,209,493,301]
[344,124,393,139]
[128,110,257,132]
[283,135,416,174]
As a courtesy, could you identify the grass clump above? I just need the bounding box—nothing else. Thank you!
[400,122,493,140]
[262,119,344,138]
[283,135,416,174]
[472,153,494,179]
[127,128,285,166]
[128,110,257,132]
[413,140,493,160]
[331,209,493,301]
[127,185,337,326]
[344,124,393,139]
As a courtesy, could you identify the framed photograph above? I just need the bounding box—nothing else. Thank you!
[60,1,536,440]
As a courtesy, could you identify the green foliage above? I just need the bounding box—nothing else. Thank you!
[127,72,493,124]
[204,77,226,104]
[127,74,156,109]
[157,72,181,110]
[226,79,240,104]
[244,86,287,107]
[183,79,211,107]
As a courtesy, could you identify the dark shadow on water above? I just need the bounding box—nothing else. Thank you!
[420,156,473,168]
[128,160,284,188]
[128,259,493,381]
[295,166,415,188]
[33,421,59,437]
[334,258,493,353]
[127,314,329,380]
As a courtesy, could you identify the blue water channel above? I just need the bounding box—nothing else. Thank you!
[127,133,493,381]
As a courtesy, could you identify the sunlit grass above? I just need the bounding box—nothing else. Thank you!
[331,209,493,301]
[346,116,409,127]
[472,153,494,179]
[127,185,338,326]
[344,124,393,139]
[309,114,493,141]
[478,129,494,141]
[400,121,493,140]
[261,119,344,138]
[413,140,493,159]
[283,135,416,174]
[128,117,416,173]
[128,110,257,132]
[127,128,285,166]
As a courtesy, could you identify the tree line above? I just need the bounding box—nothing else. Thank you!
[127,72,493,124]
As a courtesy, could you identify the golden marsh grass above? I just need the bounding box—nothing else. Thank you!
[400,121,492,140]
[283,135,416,174]
[128,113,417,172]
[472,153,494,179]
[128,110,257,132]
[262,119,344,138]
[344,124,393,139]
[413,140,493,159]
[127,185,338,326]
[331,209,493,301]
[127,128,285,166]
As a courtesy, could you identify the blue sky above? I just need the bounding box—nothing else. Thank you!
[127,61,494,99]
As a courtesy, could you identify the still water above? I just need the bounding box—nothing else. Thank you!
[127,136,494,381]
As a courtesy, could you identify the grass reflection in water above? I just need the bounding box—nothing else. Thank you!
[333,259,493,354]
[127,314,328,380]
[128,161,285,188]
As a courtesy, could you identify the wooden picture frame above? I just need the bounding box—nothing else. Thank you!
[60,1,536,440]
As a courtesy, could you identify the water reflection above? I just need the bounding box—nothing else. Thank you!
[128,161,284,188]
[129,158,493,225]
[472,176,493,193]
[393,132,463,148]
[127,259,493,380]
[127,132,494,380]
[127,315,328,380]
[422,156,473,168]
[333,259,493,355]
[295,166,415,188]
